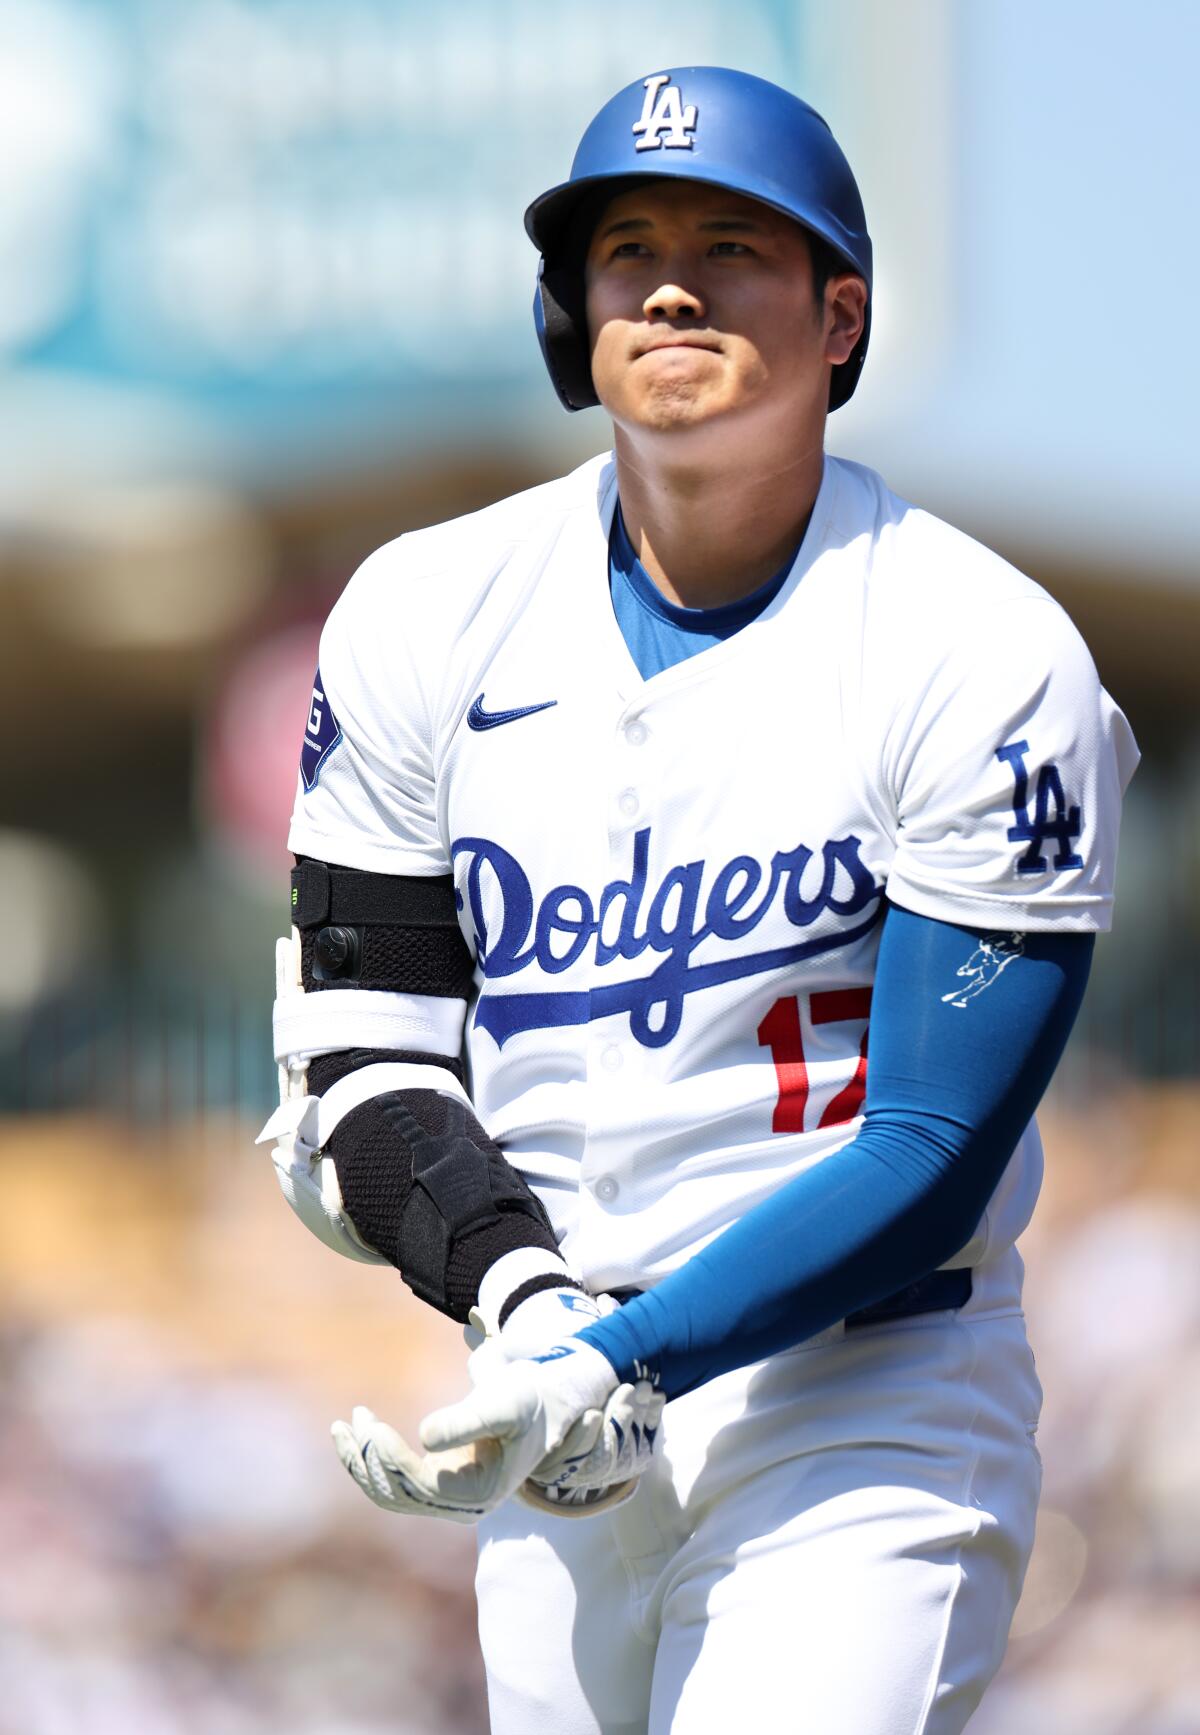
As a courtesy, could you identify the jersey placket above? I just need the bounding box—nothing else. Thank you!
[577,696,663,1259]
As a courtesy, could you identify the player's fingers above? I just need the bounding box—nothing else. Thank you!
[331,1417,373,1497]
[419,1394,493,1453]
[354,1410,440,1500]
[335,1406,425,1509]
[423,1371,544,1452]
[338,1412,405,1505]
[351,1405,418,1469]
[347,1405,396,1497]
[350,1402,382,1444]
[533,1407,604,1480]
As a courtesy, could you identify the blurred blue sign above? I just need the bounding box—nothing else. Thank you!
[0,0,802,471]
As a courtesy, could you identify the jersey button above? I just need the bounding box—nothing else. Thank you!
[595,1175,619,1203]
[601,1043,622,1071]
[624,720,647,746]
[618,788,639,817]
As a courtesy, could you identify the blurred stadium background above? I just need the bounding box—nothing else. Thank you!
[1,2,1196,1730]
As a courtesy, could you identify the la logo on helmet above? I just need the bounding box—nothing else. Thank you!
[632,73,697,151]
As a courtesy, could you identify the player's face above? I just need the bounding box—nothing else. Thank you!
[584,182,865,450]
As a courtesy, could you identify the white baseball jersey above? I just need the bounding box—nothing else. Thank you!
[289,452,1138,1296]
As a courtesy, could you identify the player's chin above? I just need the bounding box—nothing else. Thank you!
[631,349,724,399]
[613,379,738,436]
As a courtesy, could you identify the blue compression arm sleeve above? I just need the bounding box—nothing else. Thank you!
[578,903,1093,1398]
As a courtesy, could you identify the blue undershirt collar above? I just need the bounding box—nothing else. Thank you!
[609,502,800,680]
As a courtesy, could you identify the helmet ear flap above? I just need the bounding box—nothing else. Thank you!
[533,258,598,412]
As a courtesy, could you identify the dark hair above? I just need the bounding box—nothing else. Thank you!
[561,178,647,265]
[806,232,852,305]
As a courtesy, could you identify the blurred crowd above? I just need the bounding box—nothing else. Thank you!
[0,1121,489,1735]
[975,1090,1200,1734]
[0,1090,1197,1734]
[0,1323,486,1735]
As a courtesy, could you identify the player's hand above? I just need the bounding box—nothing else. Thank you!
[332,1339,619,1524]
[519,1373,664,1517]
[332,1403,504,1524]
[460,1329,663,1515]
[467,1290,662,1515]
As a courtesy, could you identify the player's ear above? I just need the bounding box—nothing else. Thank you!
[824,276,868,367]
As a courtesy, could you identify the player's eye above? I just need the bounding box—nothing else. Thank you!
[709,240,752,257]
[610,240,651,259]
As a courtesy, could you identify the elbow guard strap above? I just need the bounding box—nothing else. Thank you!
[272,989,465,1063]
[258,1061,473,1156]
[276,861,474,1062]
[291,858,475,1000]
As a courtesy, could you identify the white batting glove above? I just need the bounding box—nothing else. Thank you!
[519,1374,664,1517]
[332,1340,619,1524]
[496,1286,613,1359]
[474,1285,662,1515]
[332,1403,502,1524]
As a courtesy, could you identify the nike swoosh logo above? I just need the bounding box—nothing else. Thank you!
[467,692,558,731]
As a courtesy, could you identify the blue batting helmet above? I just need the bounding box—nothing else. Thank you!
[524,67,873,414]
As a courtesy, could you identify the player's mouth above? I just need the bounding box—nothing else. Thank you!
[633,333,723,359]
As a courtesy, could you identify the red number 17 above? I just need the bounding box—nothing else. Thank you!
[757,989,872,1134]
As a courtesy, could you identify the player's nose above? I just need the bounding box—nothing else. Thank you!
[643,281,706,321]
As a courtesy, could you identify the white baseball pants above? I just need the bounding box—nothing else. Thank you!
[475,1260,1041,1735]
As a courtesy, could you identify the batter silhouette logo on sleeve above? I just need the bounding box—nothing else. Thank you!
[941,933,1025,1008]
[996,740,1084,874]
[632,74,698,151]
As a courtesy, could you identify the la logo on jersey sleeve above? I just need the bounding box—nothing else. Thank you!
[300,666,343,792]
[996,740,1083,874]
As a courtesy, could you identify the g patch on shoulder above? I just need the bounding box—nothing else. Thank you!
[300,667,343,792]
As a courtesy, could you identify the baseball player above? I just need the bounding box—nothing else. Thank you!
[262,69,1138,1733]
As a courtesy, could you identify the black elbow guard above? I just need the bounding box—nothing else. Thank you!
[327,1088,561,1322]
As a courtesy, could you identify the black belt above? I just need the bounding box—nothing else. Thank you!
[610,1266,973,1329]
[844,1266,972,1329]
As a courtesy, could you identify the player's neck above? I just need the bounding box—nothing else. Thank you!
[611,432,825,609]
